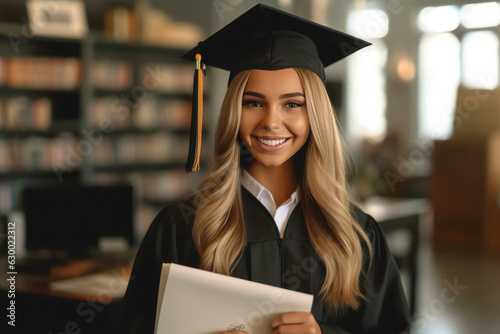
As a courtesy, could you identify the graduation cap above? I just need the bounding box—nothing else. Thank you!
[183,3,370,172]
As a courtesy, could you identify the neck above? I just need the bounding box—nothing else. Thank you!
[246,160,297,207]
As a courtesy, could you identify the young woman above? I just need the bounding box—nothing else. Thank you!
[116,4,410,334]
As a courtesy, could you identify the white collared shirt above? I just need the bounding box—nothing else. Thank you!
[240,169,299,238]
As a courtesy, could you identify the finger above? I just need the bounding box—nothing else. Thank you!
[271,323,319,334]
[270,312,314,328]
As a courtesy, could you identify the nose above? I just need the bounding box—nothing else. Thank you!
[260,106,282,130]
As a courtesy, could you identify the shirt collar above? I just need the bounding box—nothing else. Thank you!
[240,168,299,207]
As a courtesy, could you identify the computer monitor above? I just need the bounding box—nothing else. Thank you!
[22,183,134,258]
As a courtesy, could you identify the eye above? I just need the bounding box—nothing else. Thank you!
[284,101,304,108]
[243,100,263,108]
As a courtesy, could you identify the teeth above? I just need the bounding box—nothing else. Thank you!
[257,138,287,146]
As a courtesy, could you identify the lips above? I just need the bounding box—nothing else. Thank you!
[256,137,287,146]
[251,136,291,151]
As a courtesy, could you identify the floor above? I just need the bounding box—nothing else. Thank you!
[410,241,500,334]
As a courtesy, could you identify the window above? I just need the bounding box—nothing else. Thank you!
[347,9,389,143]
[461,2,500,29]
[348,9,389,39]
[462,31,499,89]
[418,3,500,140]
[418,6,460,33]
[419,33,461,139]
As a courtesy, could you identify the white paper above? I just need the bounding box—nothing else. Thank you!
[155,263,314,334]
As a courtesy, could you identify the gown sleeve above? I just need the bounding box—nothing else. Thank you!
[114,202,198,334]
[317,212,411,334]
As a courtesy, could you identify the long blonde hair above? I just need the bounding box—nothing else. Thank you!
[192,68,372,311]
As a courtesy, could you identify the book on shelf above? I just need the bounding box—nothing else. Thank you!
[2,57,82,89]
[134,98,159,129]
[155,263,313,334]
[91,133,188,167]
[31,97,52,130]
[0,96,28,129]
[91,60,133,90]
[141,63,193,93]
[159,98,192,128]
[89,95,197,130]
[141,169,197,201]
[0,96,52,131]
[0,183,14,212]
[0,57,5,86]
[90,96,132,129]
[0,182,24,213]
[0,134,78,172]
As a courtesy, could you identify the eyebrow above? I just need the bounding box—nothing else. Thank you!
[243,91,305,99]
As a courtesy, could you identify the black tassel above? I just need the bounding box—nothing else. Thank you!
[185,53,203,172]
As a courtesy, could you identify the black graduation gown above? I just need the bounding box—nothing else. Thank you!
[116,187,411,333]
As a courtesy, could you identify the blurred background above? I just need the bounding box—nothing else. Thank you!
[0,0,499,333]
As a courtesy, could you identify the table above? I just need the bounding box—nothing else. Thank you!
[362,196,429,314]
[1,253,133,333]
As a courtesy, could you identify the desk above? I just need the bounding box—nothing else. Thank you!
[1,254,133,334]
[431,136,500,253]
[362,196,429,314]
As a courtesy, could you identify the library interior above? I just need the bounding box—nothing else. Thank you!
[0,0,499,333]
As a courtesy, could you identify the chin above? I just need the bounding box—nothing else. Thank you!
[252,155,293,168]
[261,162,285,168]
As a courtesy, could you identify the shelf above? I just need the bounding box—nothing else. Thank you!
[0,169,80,181]
[0,129,76,138]
[0,20,207,216]
[91,33,188,56]
[0,23,84,44]
[92,88,194,99]
[0,86,80,96]
[0,31,81,58]
[142,197,180,208]
[93,162,186,174]
[92,88,134,97]
[0,26,189,58]
[0,121,81,138]
[96,126,193,136]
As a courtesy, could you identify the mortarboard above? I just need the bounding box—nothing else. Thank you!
[183,3,370,172]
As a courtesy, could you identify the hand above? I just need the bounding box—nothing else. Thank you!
[219,331,247,334]
[270,312,321,333]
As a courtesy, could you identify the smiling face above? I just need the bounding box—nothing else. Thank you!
[239,69,310,172]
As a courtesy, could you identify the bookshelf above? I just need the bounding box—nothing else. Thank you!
[0,24,207,241]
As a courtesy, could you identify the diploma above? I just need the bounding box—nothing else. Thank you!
[155,263,314,334]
